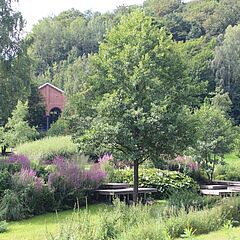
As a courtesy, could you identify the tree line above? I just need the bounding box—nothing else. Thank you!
[1,0,240,201]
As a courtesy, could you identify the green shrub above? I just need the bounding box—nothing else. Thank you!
[20,185,55,215]
[0,170,11,198]
[16,136,78,164]
[111,168,198,198]
[0,221,8,233]
[214,162,240,181]
[119,221,167,240]
[164,197,240,238]
[164,206,223,237]
[47,117,69,137]
[0,189,25,221]
[168,190,220,211]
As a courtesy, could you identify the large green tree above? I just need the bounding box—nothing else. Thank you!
[71,11,198,202]
[0,0,24,60]
[4,101,38,148]
[178,37,216,102]
[191,92,235,181]
[212,24,240,123]
[0,0,31,124]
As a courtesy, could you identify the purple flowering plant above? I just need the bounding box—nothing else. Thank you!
[48,156,107,191]
[12,168,44,191]
[170,155,199,173]
[7,154,30,169]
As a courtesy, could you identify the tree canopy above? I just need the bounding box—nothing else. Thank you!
[0,0,31,124]
[71,11,198,201]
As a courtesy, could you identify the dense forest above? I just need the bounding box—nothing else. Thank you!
[1,0,240,124]
[1,0,240,148]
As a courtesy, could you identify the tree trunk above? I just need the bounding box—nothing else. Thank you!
[1,146,7,156]
[133,159,139,204]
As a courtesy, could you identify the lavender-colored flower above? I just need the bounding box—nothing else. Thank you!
[49,158,84,190]
[7,154,30,169]
[53,156,65,167]
[173,155,199,172]
[48,157,107,191]
[187,162,199,171]
[86,163,107,188]
[98,154,113,164]
[13,168,44,191]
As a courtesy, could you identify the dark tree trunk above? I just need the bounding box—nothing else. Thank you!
[1,146,7,156]
[133,159,139,204]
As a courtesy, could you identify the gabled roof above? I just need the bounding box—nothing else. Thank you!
[38,82,64,93]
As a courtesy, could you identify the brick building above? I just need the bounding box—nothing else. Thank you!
[38,83,65,130]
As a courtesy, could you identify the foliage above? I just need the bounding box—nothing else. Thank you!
[47,200,154,240]
[0,0,23,60]
[16,136,77,164]
[27,82,45,128]
[0,46,32,124]
[73,10,197,160]
[190,95,236,180]
[47,117,70,137]
[0,170,11,198]
[0,0,31,123]
[20,184,55,216]
[48,157,106,209]
[110,168,198,198]
[3,101,39,147]
[214,158,240,181]
[7,154,30,169]
[0,221,8,233]
[12,168,44,191]
[0,189,24,221]
[47,196,240,240]
[212,24,240,123]
[28,9,118,84]
[71,10,199,202]
[177,37,216,100]
[167,190,220,212]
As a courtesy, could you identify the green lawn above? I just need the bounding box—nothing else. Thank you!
[224,152,240,163]
[0,204,107,240]
[193,226,240,239]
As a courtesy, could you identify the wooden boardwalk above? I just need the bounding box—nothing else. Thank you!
[95,183,157,203]
[200,181,240,196]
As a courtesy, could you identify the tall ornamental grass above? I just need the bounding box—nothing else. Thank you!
[47,197,240,240]
[15,136,77,164]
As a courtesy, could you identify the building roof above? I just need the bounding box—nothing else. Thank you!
[38,82,64,93]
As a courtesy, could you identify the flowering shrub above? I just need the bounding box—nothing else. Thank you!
[168,156,199,175]
[12,168,44,191]
[7,154,30,170]
[48,157,84,190]
[86,163,107,188]
[172,156,199,171]
[48,157,107,208]
[98,154,113,164]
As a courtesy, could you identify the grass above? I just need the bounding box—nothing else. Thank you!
[193,226,240,239]
[15,136,78,164]
[0,204,107,240]
[224,152,240,163]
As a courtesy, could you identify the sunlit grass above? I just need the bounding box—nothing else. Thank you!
[192,226,240,240]
[0,204,108,240]
[15,136,78,164]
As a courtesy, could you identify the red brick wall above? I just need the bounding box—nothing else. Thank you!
[39,84,65,116]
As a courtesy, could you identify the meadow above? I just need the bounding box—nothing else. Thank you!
[1,204,107,240]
